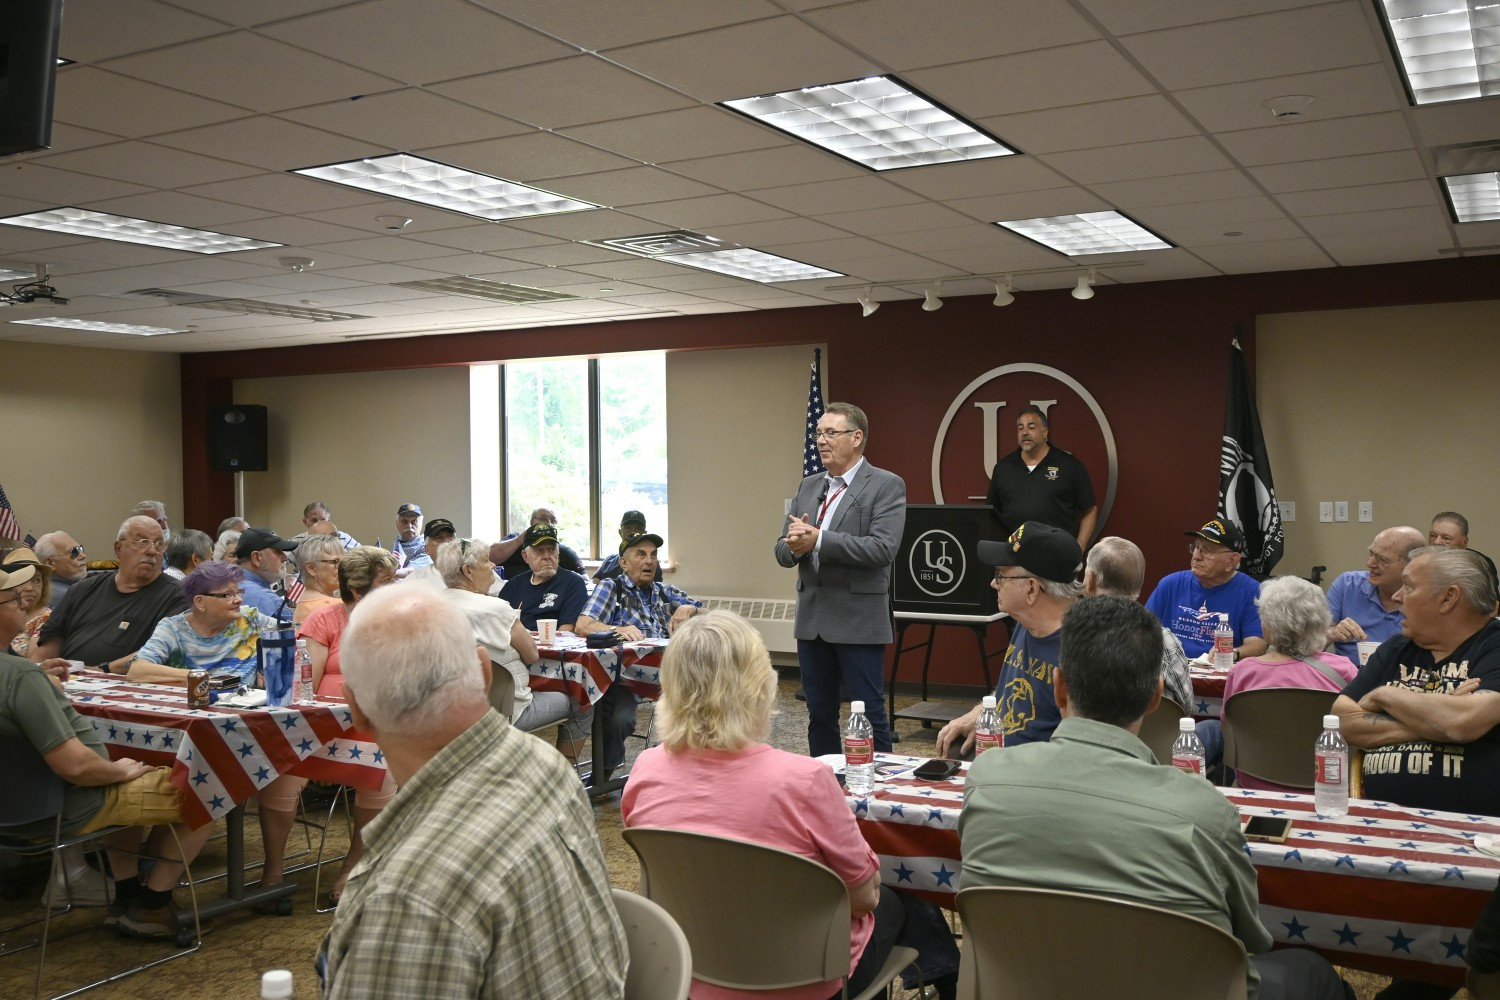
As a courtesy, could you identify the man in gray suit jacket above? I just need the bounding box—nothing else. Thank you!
[775,402,907,757]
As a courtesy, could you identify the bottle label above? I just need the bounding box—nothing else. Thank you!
[1316,752,1343,785]
[1171,754,1204,775]
[975,732,1001,755]
[1214,632,1234,656]
[843,736,873,766]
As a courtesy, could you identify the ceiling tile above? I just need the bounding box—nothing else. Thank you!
[707,218,856,247]
[881,157,1068,199]
[500,243,634,267]
[59,0,229,62]
[157,0,362,28]
[628,194,794,229]
[1192,237,1335,273]
[979,95,1199,155]
[300,236,453,263]
[36,140,262,189]
[260,0,574,84]
[154,117,376,171]
[1040,136,1234,185]
[568,259,696,280]
[806,0,1100,68]
[404,224,561,253]
[1119,3,1382,89]
[560,107,789,164]
[747,177,924,215]
[603,16,877,103]
[483,0,780,51]
[318,262,453,283]
[529,167,721,209]
[1089,169,1262,208]
[1132,195,1292,229]
[1151,217,1307,247]
[1248,150,1427,193]
[82,190,273,228]
[281,90,530,150]
[221,215,373,246]
[665,145,865,190]
[432,57,695,130]
[1217,113,1415,166]
[1176,64,1403,134]
[423,132,637,182]
[182,172,384,215]
[1279,179,1438,217]
[1455,222,1500,248]
[946,187,1114,222]
[906,42,1156,118]
[301,203,481,235]
[814,202,973,235]
[1410,99,1500,148]
[921,244,1070,272]
[1299,205,1449,237]
[53,68,248,138]
[103,32,400,113]
[819,253,974,281]
[755,235,900,261]
[1079,0,1314,35]
[0,163,154,204]
[876,224,1023,254]
[1317,227,1455,265]
[503,209,662,242]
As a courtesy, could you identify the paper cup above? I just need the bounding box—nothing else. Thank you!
[537,619,557,644]
[1357,640,1380,666]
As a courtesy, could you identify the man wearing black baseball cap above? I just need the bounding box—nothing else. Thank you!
[488,506,585,580]
[402,518,456,585]
[1145,519,1267,661]
[593,510,661,584]
[500,523,588,631]
[234,527,300,625]
[937,522,1084,755]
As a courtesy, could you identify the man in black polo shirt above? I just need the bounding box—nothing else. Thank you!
[499,524,588,631]
[985,405,1097,552]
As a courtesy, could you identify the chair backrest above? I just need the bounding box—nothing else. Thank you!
[622,827,851,991]
[613,888,692,1000]
[0,733,66,829]
[489,665,515,721]
[1223,687,1337,789]
[1136,693,1186,763]
[955,886,1248,1000]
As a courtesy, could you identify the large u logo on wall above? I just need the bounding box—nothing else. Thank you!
[929,363,1119,532]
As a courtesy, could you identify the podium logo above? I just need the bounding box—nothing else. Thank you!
[909,529,965,597]
[930,363,1118,535]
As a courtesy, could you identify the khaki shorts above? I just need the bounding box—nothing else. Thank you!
[76,766,184,834]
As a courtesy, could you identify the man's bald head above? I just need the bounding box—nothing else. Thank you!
[1366,526,1427,597]
[1084,536,1146,600]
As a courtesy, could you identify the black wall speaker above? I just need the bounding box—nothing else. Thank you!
[0,1,63,158]
[209,404,268,472]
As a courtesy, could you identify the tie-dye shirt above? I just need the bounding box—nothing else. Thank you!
[133,609,263,684]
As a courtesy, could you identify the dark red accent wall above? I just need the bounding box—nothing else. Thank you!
[181,255,1499,687]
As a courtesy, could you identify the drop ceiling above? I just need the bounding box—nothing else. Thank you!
[1,0,1496,352]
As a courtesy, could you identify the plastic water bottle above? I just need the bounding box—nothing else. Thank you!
[1212,613,1235,670]
[844,701,874,795]
[293,639,315,703]
[1314,715,1350,817]
[974,695,1002,755]
[1171,718,1207,776]
[260,969,293,999]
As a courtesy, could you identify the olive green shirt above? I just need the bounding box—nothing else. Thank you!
[0,651,107,838]
[959,716,1272,997]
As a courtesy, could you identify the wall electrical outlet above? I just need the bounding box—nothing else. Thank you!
[1358,501,1373,523]
[1277,501,1295,523]
[1319,502,1333,523]
[1334,501,1349,522]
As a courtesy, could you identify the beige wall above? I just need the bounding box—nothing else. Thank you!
[1258,299,1500,579]
[665,344,819,600]
[233,368,472,546]
[0,341,181,554]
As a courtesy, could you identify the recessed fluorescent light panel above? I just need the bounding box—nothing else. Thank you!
[1376,0,1500,104]
[996,211,1173,256]
[721,75,1016,171]
[393,276,579,304]
[1442,171,1500,222]
[669,248,842,282]
[10,317,187,336]
[292,153,600,221]
[189,299,369,322]
[0,208,281,254]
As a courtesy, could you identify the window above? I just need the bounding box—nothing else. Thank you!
[502,352,667,560]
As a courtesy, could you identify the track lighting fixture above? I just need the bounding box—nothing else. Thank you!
[993,275,1014,307]
[922,282,943,312]
[858,288,879,318]
[1071,269,1095,301]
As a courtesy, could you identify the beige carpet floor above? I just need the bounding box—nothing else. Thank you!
[0,675,1452,998]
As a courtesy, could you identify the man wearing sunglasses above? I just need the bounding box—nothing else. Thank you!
[32,516,188,673]
[34,531,88,609]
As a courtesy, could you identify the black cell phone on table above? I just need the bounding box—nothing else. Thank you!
[913,758,962,781]
[1242,816,1294,843]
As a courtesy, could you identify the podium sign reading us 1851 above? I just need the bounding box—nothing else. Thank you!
[893,504,1000,617]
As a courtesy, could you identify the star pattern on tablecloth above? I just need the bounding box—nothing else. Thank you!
[1444,935,1467,959]
[280,714,300,730]
[1387,929,1415,953]
[237,741,255,758]
[932,864,955,888]
[253,766,270,783]
[894,863,913,883]
[297,738,313,754]
[192,770,209,786]
[1282,916,1309,941]
[218,718,238,734]
[1335,923,1361,946]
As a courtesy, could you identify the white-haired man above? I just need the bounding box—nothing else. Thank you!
[34,530,88,609]
[320,585,626,999]
[1084,535,1193,710]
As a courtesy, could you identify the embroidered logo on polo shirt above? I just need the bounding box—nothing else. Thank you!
[1045,466,1059,481]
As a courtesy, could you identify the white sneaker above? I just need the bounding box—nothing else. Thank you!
[42,865,112,909]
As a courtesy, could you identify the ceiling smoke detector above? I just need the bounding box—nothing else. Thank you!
[1262,95,1315,121]
[376,215,412,231]
[279,256,315,272]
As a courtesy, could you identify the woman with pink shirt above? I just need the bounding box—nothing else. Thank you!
[621,610,957,1000]
[1200,575,1358,790]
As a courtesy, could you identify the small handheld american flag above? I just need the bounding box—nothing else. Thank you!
[0,484,21,542]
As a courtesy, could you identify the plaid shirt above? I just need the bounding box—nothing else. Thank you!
[321,711,626,999]
[580,577,701,638]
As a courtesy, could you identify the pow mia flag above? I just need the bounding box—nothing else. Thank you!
[1219,338,1284,577]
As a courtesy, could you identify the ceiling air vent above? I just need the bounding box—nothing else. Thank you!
[393,276,580,304]
[588,230,744,257]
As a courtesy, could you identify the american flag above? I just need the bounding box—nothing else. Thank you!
[802,348,826,478]
[285,576,306,604]
[0,484,20,541]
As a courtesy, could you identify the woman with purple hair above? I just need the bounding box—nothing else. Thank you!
[126,560,264,685]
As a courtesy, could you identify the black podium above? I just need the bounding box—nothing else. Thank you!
[887,505,1009,728]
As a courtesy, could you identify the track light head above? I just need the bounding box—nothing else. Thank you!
[858,288,879,318]
[922,283,943,312]
[1071,270,1095,301]
[993,276,1014,307]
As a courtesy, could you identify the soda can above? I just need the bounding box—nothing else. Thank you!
[187,669,211,708]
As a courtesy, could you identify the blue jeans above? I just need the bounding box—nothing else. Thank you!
[598,685,640,771]
[798,638,892,757]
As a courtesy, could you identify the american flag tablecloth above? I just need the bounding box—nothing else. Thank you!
[831,753,1499,986]
[1190,662,1229,719]
[65,673,387,829]
[528,638,665,709]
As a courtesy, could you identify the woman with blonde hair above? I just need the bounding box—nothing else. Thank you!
[621,610,958,1000]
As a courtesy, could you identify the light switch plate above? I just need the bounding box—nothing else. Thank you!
[1334,501,1349,522]
[1319,502,1333,523]
[1358,501,1372,523]
[1277,501,1295,522]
